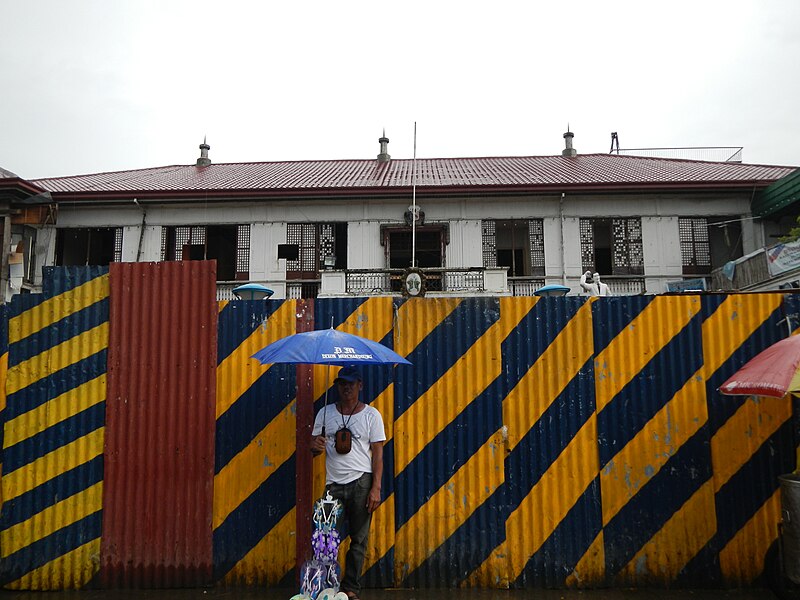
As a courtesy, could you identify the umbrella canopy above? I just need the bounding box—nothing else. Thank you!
[719,335,800,398]
[251,328,411,366]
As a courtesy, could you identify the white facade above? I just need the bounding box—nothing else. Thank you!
[23,189,757,300]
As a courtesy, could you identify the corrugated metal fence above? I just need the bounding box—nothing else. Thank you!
[0,264,797,589]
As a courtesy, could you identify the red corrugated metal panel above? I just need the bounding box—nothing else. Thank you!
[33,155,795,195]
[101,261,218,587]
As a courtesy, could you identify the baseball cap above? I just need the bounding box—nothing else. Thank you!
[335,366,363,383]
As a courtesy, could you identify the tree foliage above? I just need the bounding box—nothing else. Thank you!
[779,215,800,243]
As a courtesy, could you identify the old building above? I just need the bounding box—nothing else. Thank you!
[4,132,796,301]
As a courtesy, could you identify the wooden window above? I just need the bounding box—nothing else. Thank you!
[161,225,249,280]
[56,227,122,267]
[581,218,643,275]
[482,219,544,276]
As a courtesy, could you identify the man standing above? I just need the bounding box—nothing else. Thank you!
[311,366,385,600]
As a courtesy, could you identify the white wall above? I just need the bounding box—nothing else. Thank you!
[34,189,759,296]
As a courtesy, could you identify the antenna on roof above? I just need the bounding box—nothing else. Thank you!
[411,122,417,268]
[610,132,620,154]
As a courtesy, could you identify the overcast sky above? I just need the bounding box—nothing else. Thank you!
[1,0,799,179]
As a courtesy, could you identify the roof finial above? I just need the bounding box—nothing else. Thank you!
[562,126,577,158]
[197,136,211,167]
[378,130,390,163]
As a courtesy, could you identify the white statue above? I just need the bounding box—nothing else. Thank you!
[593,272,610,296]
[580,271,611,297]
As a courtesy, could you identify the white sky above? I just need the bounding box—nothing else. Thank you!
[1,0,799,179]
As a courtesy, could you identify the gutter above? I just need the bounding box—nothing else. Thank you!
[133,198,146,262]
[35,180,784,207]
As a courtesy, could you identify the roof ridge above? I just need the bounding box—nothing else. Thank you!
[32,154,797,183]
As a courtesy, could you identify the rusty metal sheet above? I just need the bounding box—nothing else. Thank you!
[100,261,217,587]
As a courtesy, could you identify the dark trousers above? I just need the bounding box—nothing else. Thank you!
[327,473,373,594]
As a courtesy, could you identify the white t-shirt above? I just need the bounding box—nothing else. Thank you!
[312,403,386,485]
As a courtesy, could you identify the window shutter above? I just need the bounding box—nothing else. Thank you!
[482,220,496,268]
[580,219,594,273]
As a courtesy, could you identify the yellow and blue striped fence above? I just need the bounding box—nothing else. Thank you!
[0,267,797,589]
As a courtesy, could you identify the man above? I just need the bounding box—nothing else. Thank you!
[311,366,385,600]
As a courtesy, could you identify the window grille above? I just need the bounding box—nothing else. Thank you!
[113,228,123,262]
[679,217,711,273]
[528,219,545,276]
[286,223,318,272]
[320,223,335,263]
[482,221,497,268]
[580,219,594,273]
[237,224,250,276]
[612,218,644,274]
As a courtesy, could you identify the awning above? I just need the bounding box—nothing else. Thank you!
[753,167,800,217]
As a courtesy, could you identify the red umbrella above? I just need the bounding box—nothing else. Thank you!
[719,335,800,398]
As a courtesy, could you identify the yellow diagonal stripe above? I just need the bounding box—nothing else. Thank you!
[466,414,598,586]
[503,300,594,451]
[1,482,103,557]
[8,274,109,343]
[222,508,296,585]
[1,428,104,503]
[216,300,297,419]
[365,492,395,575]
[371,384,394,441]
[394,300,525,474]
[615,480,716,585]
[595,296,701,413]
[395,432,505,578]
[701,294,782,376]
[4,375,106,447]
[6,322,109,396]
[600,372,707,525]
[566,531,605,588]
[394,298,461,357]
[213,401,296,529]
[711,396,790,493]
[719,488,780,584]
[4,538,101,590]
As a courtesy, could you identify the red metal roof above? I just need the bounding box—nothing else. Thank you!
[32,154,797,198]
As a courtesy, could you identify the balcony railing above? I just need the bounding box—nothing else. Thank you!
[217,271,647,300]
[508,277,546,296]
[711,250,769,291]
[286,280,321,299]
[344,268,487,294]
[603,276,646,296]
[216,280,321,301]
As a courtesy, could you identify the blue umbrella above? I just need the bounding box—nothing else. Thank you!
[252,328,411,435]
[251,328,411,366]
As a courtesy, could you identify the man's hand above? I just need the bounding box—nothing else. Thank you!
[367,486,381,513]
[311,435,326,455]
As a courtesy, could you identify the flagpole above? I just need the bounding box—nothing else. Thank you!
[411,121,417,268]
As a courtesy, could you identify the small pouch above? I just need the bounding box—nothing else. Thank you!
[334,427,352,454]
